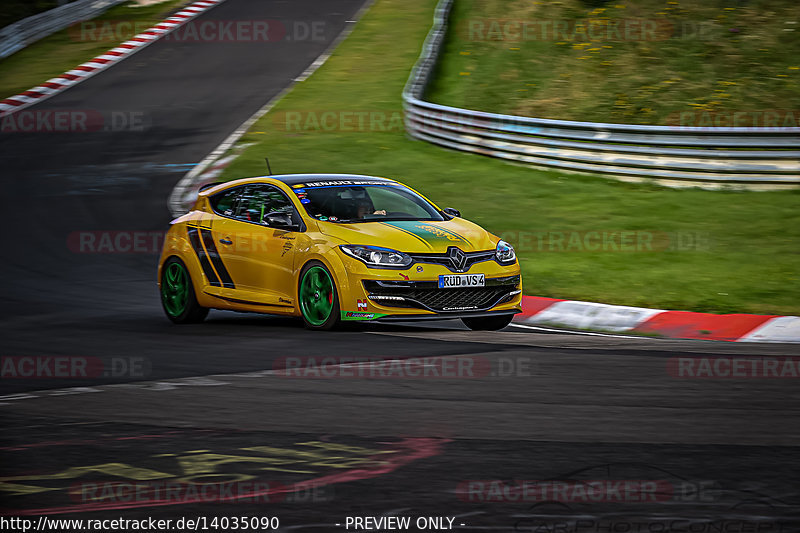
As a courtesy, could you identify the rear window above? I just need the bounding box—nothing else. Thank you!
[209,187,240,216]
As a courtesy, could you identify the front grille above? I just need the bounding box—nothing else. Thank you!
[364,276,520,312]
[409,248,497,273]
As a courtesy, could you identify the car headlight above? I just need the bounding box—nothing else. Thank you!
[495,240,516,264]
[340,245,413,268]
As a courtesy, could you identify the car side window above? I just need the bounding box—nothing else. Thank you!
[234,185,295,225]
[209,187,241,216]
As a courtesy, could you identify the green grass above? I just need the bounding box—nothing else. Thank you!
[218,0,800,316]
[426,0,800,125]
[0,0,189,100]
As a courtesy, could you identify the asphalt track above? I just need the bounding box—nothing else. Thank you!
[1,0,799,530]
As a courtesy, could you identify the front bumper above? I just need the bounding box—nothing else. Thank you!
[364,275,521,313]
[372,309,519,322]
[336,253,522,321]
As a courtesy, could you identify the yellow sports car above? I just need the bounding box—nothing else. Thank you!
[158,174,521,330]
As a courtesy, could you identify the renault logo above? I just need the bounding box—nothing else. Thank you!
[447,247,467,272]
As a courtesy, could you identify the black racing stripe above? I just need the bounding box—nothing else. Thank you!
[187,226,221,287]
[200,229,236,289]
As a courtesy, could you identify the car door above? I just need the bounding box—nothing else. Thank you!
[188,187,239,299]
[210,184,299,306]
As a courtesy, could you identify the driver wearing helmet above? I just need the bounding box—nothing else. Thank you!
[357,199,386,219]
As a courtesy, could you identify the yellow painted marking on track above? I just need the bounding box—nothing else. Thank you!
[0,463,172,483]
[0,481,60,496]
[296,441,398,455]
[1,441,403,498]
[259,466,315,474]
[178,453,304,475]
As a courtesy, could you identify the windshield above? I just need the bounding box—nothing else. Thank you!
[290,181,444,223]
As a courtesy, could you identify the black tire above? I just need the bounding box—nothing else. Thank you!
[160,257,209,324]
[461,314,514,331]
[298,261,341,330]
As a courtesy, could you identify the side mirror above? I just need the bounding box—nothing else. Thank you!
[265,212,298,231]
[443,207,461,218]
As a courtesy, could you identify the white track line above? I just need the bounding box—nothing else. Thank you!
[0,351,470,406]
[509,322,653,340]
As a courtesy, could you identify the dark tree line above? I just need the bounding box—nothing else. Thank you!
[1,0,79,30]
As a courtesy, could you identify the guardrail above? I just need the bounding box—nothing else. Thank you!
[402,0,800,189]
[0,0,127,59]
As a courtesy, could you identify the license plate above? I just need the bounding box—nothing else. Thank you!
[438,273,485,288]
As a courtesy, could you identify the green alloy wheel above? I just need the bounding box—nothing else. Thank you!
[160,257,208,324]
[162,262,188,317]
[299,263,340,330]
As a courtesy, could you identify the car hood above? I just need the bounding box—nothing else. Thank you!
[318,218,497,253]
